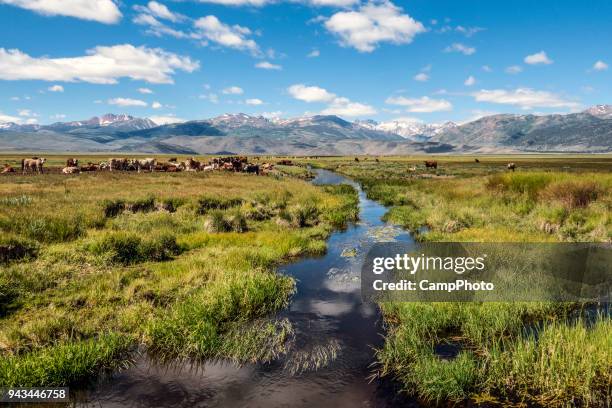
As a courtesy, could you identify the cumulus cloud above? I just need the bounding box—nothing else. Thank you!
[464,75,476,86]
[151,101,162,109]
[0,111,37,124]
[321,98,376,116]
[324,1,425,53]
[505,65,523,74]
[245,98,263,105]
[593,60,608,71]
[138,87,153,94]
[132,13,188,39]
[0,44,199,84]
[108,97,148,107]
[472,88,579,109]
[0,0,121,24]
[193,15,259,54]
[149,114,185,125]
[255,61,282,70]
[222,86,244,95]
[413,72,429,82]
[444,43,475,55]
[288,84,336,103]
[524,51,553,65]
[48,84,64,92]
[134,1,183,22]
[288,83,376,117]
[385,96,452,112]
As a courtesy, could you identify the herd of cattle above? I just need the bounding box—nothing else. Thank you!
[2,157,520,175]
[2,156,275,175]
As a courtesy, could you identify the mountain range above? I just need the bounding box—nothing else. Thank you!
[1,106,611,155]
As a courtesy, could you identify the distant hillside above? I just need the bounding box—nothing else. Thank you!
[0,107,610,154]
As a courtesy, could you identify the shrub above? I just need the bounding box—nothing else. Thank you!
[197,196,242,214]
[0,235,39,264]
[540,180,601,209]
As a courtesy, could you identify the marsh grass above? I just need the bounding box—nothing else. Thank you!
[305,156,611,406]
[0,168,358,387]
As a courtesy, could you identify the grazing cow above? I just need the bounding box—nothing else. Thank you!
[62,166,80,174]
[354,157,360,162]
[221,162,234,171]
[21,158,46,174]
[183,157,201,171]
[81,163,98,172]
[66,158,79,167]
[278,159,293,166]
[2,164,15,173]
[375,158,380,163]
[424,160,438,169]
[133,158,156,173]
[243,164,259,175]
[507,162,516,172]
[475,158,480,163]
[202,164,215,172]
[108,158,128,172]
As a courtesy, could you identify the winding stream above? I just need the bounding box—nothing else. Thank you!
[78,169,418,407]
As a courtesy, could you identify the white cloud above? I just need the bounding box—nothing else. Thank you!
[245,98,263,105]
[321,98,376,116]
[524,51,553,65]
[222,86,244,95]
[18,109,36,117]
[193,15,259,54]
[132,13,188,39]
[505,65,523,74]
[385,96,452,112]
[199,93,219,103]
[149,115,185,125]
[413,72,429,82]
[593,60,608,71]
[287,83,375,117]
[48,84,64,92]
[307,49,320,58]
[255,61,282,70]
[138,87,154,94]
[108,97,148,107]
[0,44,198,84]
[0,0,121,24]
[472,88,579,109]
[134,1,182,22]
[288,84,336,103]
[455,25,484,37]
[196,0,358,6]
[151,101,163,109]
[444,42,475,55]
[464,75,476,86]
[324,1,425,53]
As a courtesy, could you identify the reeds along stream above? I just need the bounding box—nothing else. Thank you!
[79,169,419,407]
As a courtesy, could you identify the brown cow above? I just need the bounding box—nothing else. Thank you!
[21,158,46,174]
[507,162,516,172]
[424,160,438,169]
[108,158,128,172]
[2,164,15,173]
[183,157,201,171]
[474,158,480,163]
[66,158,79,167]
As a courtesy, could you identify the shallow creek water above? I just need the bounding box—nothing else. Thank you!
[77,169,420,407]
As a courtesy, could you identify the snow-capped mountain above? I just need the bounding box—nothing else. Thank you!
[48,114,156,131]
[584,104,612,119]
[355,119,458,141]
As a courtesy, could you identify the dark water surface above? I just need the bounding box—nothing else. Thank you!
[78,170,418,407]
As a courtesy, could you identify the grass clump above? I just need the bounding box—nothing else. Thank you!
[197,196,243,214]
[0,333,132,387]
[540,180,601,209]
[86,232,182,264]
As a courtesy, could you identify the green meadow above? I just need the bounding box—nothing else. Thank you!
[303,155,611,407]
[0,161,358,386]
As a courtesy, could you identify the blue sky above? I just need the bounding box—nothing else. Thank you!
[0,0,610,125]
